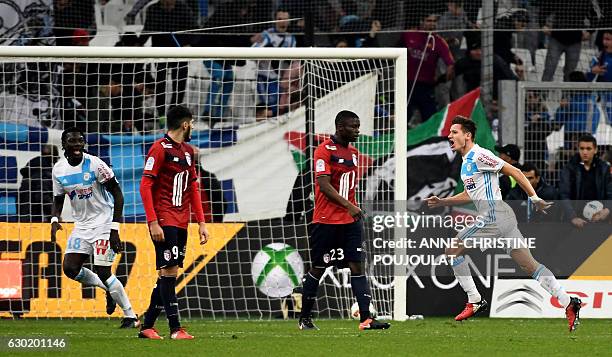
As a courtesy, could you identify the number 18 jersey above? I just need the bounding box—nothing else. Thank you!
[142,135,197,229]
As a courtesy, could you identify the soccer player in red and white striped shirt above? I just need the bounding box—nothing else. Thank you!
[138,105,209,340]
[298,110,390,331]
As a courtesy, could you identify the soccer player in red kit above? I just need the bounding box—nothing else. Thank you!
[298,110,390,331]
[138,105,209,340]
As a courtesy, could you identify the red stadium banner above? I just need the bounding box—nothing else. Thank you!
[0,260,22,299]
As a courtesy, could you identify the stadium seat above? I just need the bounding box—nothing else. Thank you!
[121,179,145,218]
[512,48,538,81]
[0,191,17,216]
[535,48,565,82]
[0,156,18,184]
[109,144,145,178]
[577,48,598,74]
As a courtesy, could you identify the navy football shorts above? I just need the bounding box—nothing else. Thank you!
[153,226,187,270]
[310,221,364,268]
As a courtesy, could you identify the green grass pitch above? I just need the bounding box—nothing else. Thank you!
[1,318,611,356]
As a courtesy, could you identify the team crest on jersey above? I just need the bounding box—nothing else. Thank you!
[83,172,91,181]
[161,142,173,149]
[185,152,191,166]
[352,154,358,166]
[325,145,337,150]
[316,159,326,172]
[323,253,331,263]
[164,249,171,261]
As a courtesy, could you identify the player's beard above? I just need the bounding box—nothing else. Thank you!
[184,126,192,142]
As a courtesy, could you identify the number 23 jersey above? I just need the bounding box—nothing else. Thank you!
[313,136,359,224]
[142,135,198,228]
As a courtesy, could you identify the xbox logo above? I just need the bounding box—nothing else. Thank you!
[251,243,304,298]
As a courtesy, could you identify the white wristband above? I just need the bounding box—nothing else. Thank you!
[110,222,120,231]
[50,216,59,224]
[529,195,542,203]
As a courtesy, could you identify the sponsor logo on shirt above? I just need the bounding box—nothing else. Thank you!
[464,177,476,190]
[144,156,155,171]
[97,166,112,181]
[316,159,326,173]
[478,154,499,168]
[68,187,93,200]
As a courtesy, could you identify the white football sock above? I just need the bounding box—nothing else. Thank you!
[451,256,482,303]
[105,275,137,318]
[75,267,107,290]
[532,264,570,307]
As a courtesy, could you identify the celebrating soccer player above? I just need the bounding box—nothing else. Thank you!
[426,116,582,332]
[298,110,390,331]
[138,105,209,340]
[51,127,139,328]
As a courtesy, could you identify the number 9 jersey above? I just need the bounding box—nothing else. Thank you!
[142,134,198,228]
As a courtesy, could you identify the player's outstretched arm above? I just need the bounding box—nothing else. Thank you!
[103,177,124,253]
[501,163,552,212]
[317,175,363,220]
[426,190,470,208]
[50,195,65,242]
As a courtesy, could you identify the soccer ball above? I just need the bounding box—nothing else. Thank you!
[251,243,304,298]
[350,301,377,320]
[583,200,604,221]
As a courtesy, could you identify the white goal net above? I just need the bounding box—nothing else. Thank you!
[0,46,407,320]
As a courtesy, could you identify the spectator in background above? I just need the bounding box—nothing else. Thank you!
[507,162,558,222]
[453,34,519,100]
[594,2,612,52]
[495,144,521,199]
[252,9,296,119]
[401,11,454,124]
[554,71,600,147]
[53,0,96,46]
[140,0,199,118]
[538,0,596,81]
[587,29,612,127]
[493,9,527,73]
[18,145,59,222]
[559,134,612,228]
[587,29,612,82]
[336,16,382,48]
[100,33,156,133]
[523,91,560,174]
[437,1,473,60]
[199,1,254,127]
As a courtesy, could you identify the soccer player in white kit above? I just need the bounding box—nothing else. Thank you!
[426,116,582,332]
[50,127,139,328]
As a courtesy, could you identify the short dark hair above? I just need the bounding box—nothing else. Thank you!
[578,133,597,147]
[520,162,539,177]
[61,126,84,145]
[603,29,612,36]
[451,115,476,139]
[166,105,193,130]
[335,110,359,127]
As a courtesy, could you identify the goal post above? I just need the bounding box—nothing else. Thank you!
[0,45,408,320]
